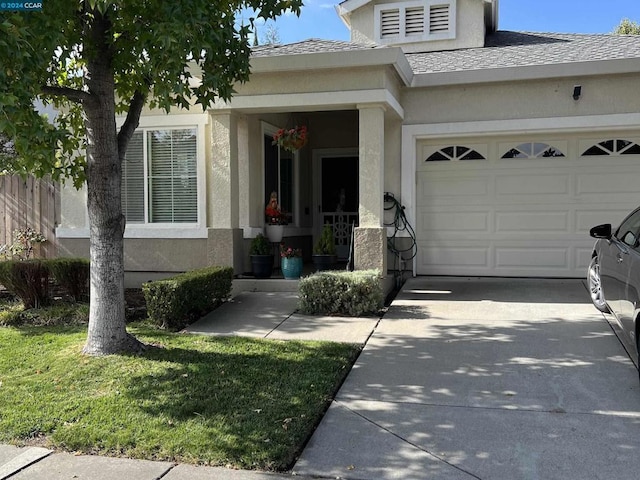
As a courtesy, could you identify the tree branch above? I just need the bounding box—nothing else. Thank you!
[40,85,91,104]
[117,90,147,159]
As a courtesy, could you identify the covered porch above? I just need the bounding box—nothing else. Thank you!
[208,100,402,277]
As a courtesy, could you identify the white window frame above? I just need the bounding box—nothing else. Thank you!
[120,114,208,239]
[374,0,456,45]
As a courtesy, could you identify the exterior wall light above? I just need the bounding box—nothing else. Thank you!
[573,85,582,100]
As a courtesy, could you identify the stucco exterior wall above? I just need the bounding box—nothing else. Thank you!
[384,115,402,197]
[349,0,485,53]
[234,66,388,96]
[403,74,640,125]
[57,236,216,287]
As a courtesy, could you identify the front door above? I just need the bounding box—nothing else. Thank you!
[313,150,359,260]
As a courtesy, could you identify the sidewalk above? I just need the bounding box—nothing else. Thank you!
[0,444,305,479]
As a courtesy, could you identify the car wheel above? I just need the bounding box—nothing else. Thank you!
[588,256,610,313]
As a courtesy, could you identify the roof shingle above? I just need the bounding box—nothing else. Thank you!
[250,38,382,58]
[250,32,640,76]
[406,31,640,74]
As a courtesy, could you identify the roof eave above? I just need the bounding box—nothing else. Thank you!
[250,47,414,86]
[411,57,640,87]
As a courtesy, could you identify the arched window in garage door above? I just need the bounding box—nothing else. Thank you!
[501,142,565,159]
[425,146,486,162]
[582,139,640,156]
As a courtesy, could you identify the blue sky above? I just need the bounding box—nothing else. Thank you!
[251,0,640,45]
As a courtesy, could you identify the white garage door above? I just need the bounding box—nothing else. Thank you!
[416,135,640,277]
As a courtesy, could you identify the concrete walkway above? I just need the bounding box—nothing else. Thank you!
[185,291,380,344]
[2,277,640,479]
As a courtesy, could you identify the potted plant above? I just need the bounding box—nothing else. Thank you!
[280,243,303,280]
[249,233,274,279]
[272,125,308,153]
[312,224,337,271]
[265,191,287,242]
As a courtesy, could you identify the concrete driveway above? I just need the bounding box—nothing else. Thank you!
[294,277,640,480]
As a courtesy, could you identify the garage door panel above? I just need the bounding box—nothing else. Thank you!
[419,176,490,202]
[575,208,633,233]
[577,172,640,195]
[496,174,570,195]
[495,247,568,269]
[496,211,568,234]
[418,244,489,268]
[421,211,489,233]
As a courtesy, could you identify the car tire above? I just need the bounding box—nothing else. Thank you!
[588,256,610,313]
[637,337,640,384]
[636,326,640,383]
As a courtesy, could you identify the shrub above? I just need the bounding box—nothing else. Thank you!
[0,260,50,309]
[142,266,233,330]
[298,270,383,316]
[0,301,89,327]
[249,233,271,255]
[314,224,336,255]
[48,257,90,301]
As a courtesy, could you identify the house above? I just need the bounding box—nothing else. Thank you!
[56,0,640,285]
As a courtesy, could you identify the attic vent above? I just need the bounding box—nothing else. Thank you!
[429,4,450,33]
[405,7,425,35]
[374,1,456,44]
[380,9,401,37]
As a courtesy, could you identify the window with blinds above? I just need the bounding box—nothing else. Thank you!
[375,1,454,44]
[122,128,198,224]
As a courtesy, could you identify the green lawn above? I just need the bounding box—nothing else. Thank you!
[0,322,360,470]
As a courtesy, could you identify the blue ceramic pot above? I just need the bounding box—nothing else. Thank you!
[281,256,303,279]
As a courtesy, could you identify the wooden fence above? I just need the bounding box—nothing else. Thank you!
[0,175,59,258]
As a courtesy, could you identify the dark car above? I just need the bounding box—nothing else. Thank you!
[588,206,640,373]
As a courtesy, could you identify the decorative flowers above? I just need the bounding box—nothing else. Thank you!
[280,243,302,258]
[272,125,308,153]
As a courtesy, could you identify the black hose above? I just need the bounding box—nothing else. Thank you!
[383,192,417,274]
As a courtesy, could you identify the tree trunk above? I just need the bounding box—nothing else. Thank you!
[81,13,143,356]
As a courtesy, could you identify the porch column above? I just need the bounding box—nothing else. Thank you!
[208,110,243,273]
[355,104,387,273]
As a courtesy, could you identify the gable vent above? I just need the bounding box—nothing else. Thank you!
[405,7,425,35]
[429,4,450,33]
[380,9,401,37]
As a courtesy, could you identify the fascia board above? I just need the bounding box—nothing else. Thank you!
[336,5,352,28]
[250,48,414,86]
[216,89,404,119]
[337,0,371,16]
[411,57,640,87]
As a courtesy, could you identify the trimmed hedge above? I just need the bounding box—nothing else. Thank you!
[0,260,50,309]
[298,270,383,316]
[48,257,90,301]
[142,266,233,330]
